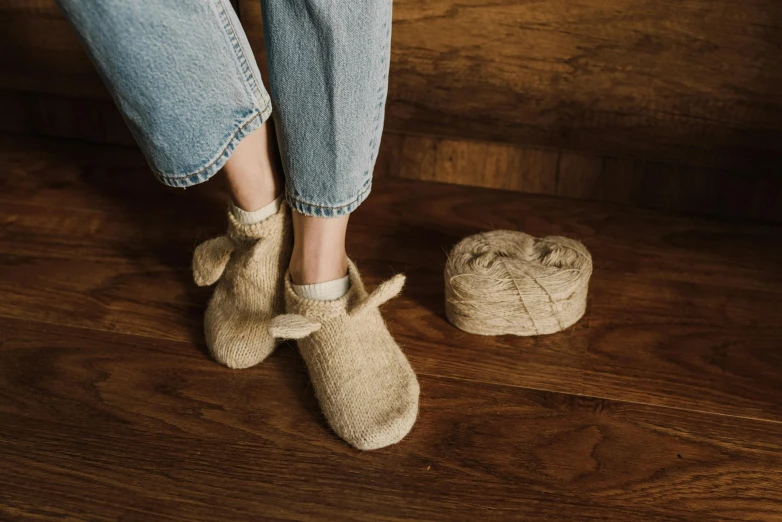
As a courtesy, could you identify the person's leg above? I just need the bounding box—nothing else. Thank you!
[261,0,392,285]
[57,0,291,369]
[263,0,419,450]
[56,0,274,191]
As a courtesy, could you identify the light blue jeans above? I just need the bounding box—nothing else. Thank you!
[56,0,392,217]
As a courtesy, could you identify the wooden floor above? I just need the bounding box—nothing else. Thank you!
[1,134,781,521]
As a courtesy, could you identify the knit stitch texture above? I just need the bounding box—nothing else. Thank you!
[193,202,292,369]
[270,260,419,450]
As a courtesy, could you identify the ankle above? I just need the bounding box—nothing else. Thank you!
[223,122,284,212]
[230,172,283,212]
[289,248,348,285]
[289,209,350,285]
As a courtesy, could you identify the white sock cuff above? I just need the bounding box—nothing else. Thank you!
[292,275,350,301]
[231,194,283,225]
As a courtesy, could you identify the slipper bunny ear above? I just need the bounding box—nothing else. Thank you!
[349,273,406,317]
[192,236,235,286]
[269,314,322,339]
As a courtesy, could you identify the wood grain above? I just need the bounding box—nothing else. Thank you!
[0,136,588,395]
[0,90,135,146]
[7,0,782,171]
[241,0,782,169]
[0,197,589,396]
[1,135,782,425]
[0,4,107,98]
[2,317,782,521]
[384,132,782,221]
[557,152,604,199]
[394,135,561,194]
[4,2,782,221]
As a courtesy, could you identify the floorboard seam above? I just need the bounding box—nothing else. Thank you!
[2,314,780,427]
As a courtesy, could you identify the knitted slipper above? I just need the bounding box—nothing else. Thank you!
[192,202,292,369]
[269,260,419,450]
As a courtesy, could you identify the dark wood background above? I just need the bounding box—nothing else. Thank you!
[2,0,782,219]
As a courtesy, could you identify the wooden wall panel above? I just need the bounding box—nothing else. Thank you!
[0,3,107,98]
[557,153,604,200]
[399,0,782,168]
[379,132,782,221]
[0,90,134,146]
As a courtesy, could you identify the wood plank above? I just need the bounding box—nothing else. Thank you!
[583,320,782,420]
[1,135,781,422]
[1,317,781,521]
[389,0,782,169]
[600,156,640,204]
[383,133,782,222]
[0,198,588,397]
[396,133,438,182]
[366,181,782,421]
[395,136,559,195]
[0,136,587,395]
[557,152,604,199]
[0,90,32,134]
[0,5,108,98]
[0,90,134,145]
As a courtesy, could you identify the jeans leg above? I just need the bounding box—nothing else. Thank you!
[56,0,273,187]
[261,0,393,217]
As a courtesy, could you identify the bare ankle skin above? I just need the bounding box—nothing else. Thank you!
[289,211,349,285]
[222,121,283,211]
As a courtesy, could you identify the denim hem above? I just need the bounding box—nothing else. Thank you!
[286,183,372,217]
[154,106,272,188]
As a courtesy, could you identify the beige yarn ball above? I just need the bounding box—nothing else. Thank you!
[445,230,592,336]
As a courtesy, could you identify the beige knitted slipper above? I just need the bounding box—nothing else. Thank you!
[269,260,419,450]
[192,202,292,369]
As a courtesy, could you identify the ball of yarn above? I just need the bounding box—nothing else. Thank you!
[445,230,592,336]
